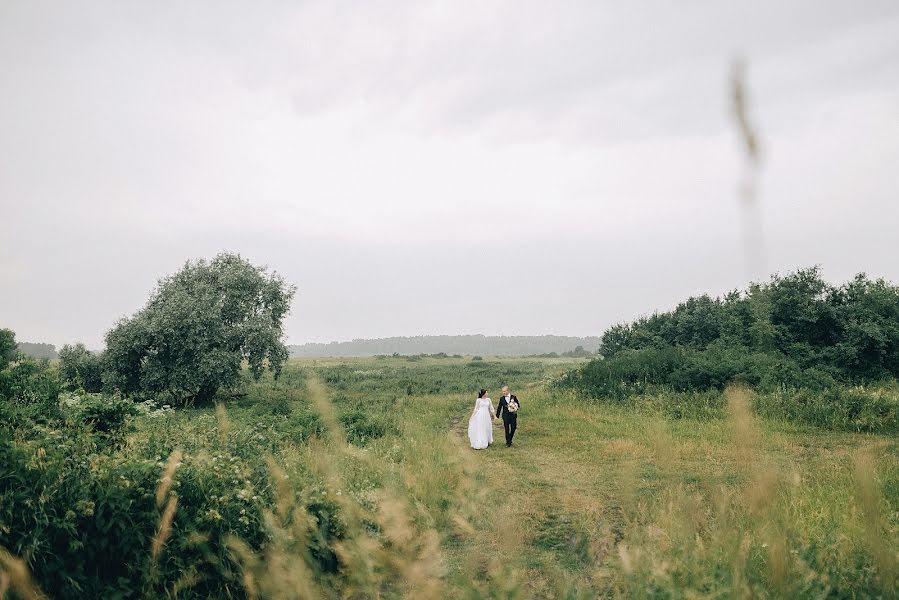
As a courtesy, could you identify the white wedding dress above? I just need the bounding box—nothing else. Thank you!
[468,397,494,449]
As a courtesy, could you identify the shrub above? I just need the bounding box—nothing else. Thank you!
[61,392,139,444]
[263,396,293,416]
[0,328,16,368]
[0,426,157,599]
[289,409,326,441]
[339,409,396,446]
[588,267,899,389]
[58,343,105,392]
[0,414,346,599]
[0,356,62,423]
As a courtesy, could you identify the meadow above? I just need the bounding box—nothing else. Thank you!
[2,355,897,599]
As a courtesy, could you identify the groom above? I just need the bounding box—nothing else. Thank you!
[495,385,520,447]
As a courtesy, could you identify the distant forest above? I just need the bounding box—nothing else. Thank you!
[16,342,58,359]
[288,335,601,357]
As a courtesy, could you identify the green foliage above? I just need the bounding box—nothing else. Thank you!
[339,407,397,446]
[61,391,140,443]
[753,385,899,433]
[1,357,896,598]
[0,427,160,599]
[0,354,62,420]
[59,343,105,392]
[0,385,343,599]
[0,328,16,368]
[104,253,296,404]
[638,388,727,421]
[567,268,899,430]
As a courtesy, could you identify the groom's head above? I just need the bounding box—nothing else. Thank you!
[502,386,510,396]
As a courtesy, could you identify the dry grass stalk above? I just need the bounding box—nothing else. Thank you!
[730,58,766,278]
[227,533,319,600]
[215,402,231,446]
[726,385,797,595]
[730,58,760,167]
[305,376,345,448]
[853,451,897,594]
[229,375,456,598]
[726,385,759,469]
[155,448,183,508]
[647,419,674,471]
[151,495,178,560]
[169,570,200,597]
[0,546,47,600]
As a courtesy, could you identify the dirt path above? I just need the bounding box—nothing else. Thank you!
[445,395,610,597]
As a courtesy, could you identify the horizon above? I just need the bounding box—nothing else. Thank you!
[17,332,603,353]
[11,264,894,351]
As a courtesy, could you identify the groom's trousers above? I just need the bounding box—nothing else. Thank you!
[502,415,517,446]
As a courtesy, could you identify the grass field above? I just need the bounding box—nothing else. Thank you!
[4,355,898,598]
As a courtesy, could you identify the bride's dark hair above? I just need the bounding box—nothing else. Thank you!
[478,389,487,398]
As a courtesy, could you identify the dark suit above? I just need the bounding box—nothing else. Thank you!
[495,394,519,446]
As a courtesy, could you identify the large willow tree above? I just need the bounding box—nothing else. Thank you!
[104,253,296,404]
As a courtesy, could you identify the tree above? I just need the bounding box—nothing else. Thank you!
[571,267,899,398]
[58,343,105,392]
[0,328,16,368]
[830,274,899,380]
[104,253,296,404]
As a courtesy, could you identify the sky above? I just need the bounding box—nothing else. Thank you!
[2,1,898,349]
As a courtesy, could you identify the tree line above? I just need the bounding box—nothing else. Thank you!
[565,266,899,398]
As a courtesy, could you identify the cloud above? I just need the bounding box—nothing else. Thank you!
[1,1,898,348]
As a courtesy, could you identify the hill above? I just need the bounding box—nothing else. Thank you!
[288,334,600,357]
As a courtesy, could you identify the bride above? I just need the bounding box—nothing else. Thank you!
[468,388,495,450]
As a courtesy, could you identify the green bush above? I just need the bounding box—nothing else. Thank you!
[592,268,899,385]
[0,426,158,599]
[61,392,139,444]
[339,408,397,446]
[0,328,16,368]
[564,268,899,429]
[0,356,62,423]
[0,412,346,599]
[289,409,326,441]
[58,343,106,393]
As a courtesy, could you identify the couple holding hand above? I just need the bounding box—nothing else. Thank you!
[467,385,519,450]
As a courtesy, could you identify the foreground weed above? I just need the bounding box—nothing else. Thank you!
[0,546,47,600]
[229,375,448,598]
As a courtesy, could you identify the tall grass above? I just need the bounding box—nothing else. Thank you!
[613,385,898,597]
[3,358,897,598]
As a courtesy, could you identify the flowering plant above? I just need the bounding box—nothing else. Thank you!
[506,399,519,413]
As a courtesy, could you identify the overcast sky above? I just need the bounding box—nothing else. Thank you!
[2,1,898,349]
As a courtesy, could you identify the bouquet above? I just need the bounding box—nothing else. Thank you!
[506,398,519,413]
